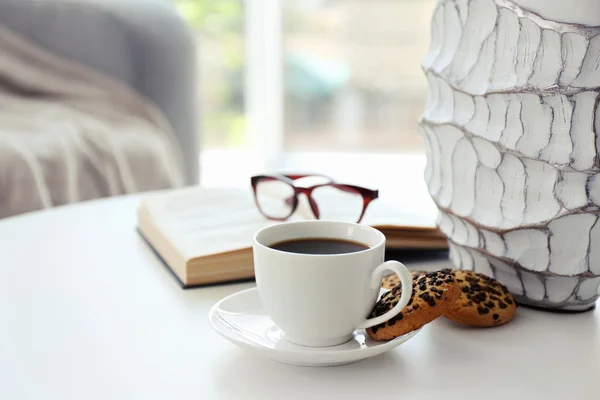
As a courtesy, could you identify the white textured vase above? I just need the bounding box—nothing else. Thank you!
[420,0,600,311]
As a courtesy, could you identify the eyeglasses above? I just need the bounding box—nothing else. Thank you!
[250,174,378,223]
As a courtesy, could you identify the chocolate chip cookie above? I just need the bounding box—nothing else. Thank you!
[442,269,517,327]
[381,274,401,290]
[381,270,425,290]
[367,269,460,341]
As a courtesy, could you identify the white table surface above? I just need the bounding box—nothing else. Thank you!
[0,194,598,400]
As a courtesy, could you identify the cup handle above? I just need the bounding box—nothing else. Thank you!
[357,260,413,330]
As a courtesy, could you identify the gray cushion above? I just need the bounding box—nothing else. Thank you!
[0,0,199,184]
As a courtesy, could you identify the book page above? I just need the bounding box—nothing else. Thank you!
[143,187,273,260]
[141,186,438,260]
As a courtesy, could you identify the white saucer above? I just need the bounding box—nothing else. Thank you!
[208,287,421,367]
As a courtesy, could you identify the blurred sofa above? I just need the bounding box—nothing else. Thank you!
[0,0,199,186]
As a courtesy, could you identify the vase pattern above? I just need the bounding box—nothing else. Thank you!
[420,0,600,310]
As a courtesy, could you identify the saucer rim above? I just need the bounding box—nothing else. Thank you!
[208,287,421,358]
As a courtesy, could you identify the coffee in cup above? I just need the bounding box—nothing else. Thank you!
[253,220,413,347]
[269,237,369,255]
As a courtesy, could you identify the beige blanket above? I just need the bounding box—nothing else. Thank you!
[0,24,185,219]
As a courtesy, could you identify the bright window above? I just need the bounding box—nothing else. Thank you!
[282,0,433,152]
[172,0,435,188]
[172,0,246,150]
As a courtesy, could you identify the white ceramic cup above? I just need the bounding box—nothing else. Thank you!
[253,220,413,347]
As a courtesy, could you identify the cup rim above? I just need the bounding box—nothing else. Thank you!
[253,220,386,258]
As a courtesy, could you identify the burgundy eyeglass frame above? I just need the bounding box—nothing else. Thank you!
[250,173,379,223]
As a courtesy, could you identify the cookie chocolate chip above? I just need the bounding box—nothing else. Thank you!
[368,269,460,341]
[442,269,517,327]
[381,270,425,290]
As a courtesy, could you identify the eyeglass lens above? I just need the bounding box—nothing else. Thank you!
[254,178,295,219]
[310,185,364,222]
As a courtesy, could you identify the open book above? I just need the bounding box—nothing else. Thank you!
[137,186,446,287]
